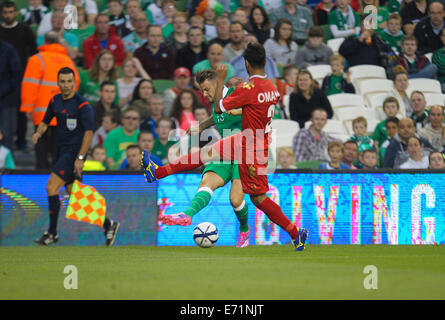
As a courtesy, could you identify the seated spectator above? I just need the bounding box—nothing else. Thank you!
[328,0,361,39]
[418,105,445,150]
[313,0,335,26]
[276,147,297,169]
[120,144,144,170]
[339,19,392,67]
[231,7,249,26]
[37,0,67,36]
[378,117,399,167]
[107,0,126,31]
[360,148,379,169]
[269,0,313,45]
[136,132,163,167]
[321,54,355,96]
[128,79,155,120]
[70,7,95,65]
[146,0,165,25]
[92,110,120,147]
[175,27,208,74]
[116,0,141,38]
[349,116,374,151]
[391,35,437,79]
[159,0,178,38]
[289,70,334,128]
[164,12,189,52]
[83,145,107,171]
[246,5,272,45]
[37,9,78,60]
[390,66,411,117]
[319,141,351,169]
[223,22,246,63]
[239,0,257,16]
[428,150,445,168]
[230,34,280,83]
[104,107,141,167]
[295,26,333,69]
[342,140,359,169]
[399,136,430,168]
[79,50,119,105]
[20,0,48,26]
[92,81,120,131]
[71,0,98,24]
[383,117,433,168]
[140,94,165,136]
[196,0,222,41]
[264,18,298,67]
[413,1,445,55]
[170,89,200,132]
[193,42,234,82]
[372,97,400,149]
[208,15,231,48]
[152,117,177,164]
[0,129,15,169]
[377,13,405,55]
[277,65,299,100]
[358,0,389,31]
[432,27,445,92]
[163,67,192,117]
[192,105,220,147]
[293,108,339,162]
[82,14,125,69]
[189,14,205,31]
[134,25,175,79]
[387,0,401,14]
[122,11,149,53]
[117,57,151,108]
[410,91,429,130]
[401,0,427,36]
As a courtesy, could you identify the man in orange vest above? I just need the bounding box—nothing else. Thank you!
[20,31,80,169]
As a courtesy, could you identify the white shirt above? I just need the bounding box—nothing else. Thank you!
[399,155,429,169]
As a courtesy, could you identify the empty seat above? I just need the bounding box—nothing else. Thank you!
[307,64,332,83]
[349,64,387,89]
[407,78,442,96]
[328,93,365,110]
[271,119,300,148]
[424,92,445,107]
[327,38,345,53]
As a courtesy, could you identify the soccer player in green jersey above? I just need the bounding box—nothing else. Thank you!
[160,71,250,247]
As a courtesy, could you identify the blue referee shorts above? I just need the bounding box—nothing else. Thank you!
[52,147,79,185]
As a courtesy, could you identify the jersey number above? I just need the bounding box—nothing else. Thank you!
[265,104,275,134]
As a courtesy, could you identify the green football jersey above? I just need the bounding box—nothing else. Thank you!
[211,87,242,138]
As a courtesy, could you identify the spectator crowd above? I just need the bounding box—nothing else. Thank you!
[1,0,445,171]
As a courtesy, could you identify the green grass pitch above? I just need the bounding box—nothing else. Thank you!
[0,245,444,299]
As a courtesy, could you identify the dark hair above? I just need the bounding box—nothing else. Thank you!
[188,26,203,36]
[407,135,423,146]
[195,69,216,84]
[91,144,106,154]
[344,140,358,147]
[107,0,122,5]
[362,148,377,156]
[131,79,155,102]
[230,21,245,31]
[385,116,399,127]
[138,131,154,141]
[1,1,17,11]
[274,18,293,49]
[100,80,116,91]
[170,89,200,121]
[94,13,110,25]
[126,144,142,152]
[193,104,210,116]
[311,107,328,118]
[147,24,162,34]
[157,116,174,127]
[248,5,270,29]
[429,150,445,163]
[308,26,324,38]
[58,67,75,80]
[104,109,121,125]
[243,42,266,69]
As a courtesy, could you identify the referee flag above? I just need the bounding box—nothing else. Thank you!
[66,180,106,227]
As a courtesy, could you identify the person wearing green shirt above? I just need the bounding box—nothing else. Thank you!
[329,0,361,38]
[372,97,400,148]
[152,117,177,164]
[432,28,445,92]
[193,42,234,82]
[104,107,141,167]
[378,117,399,167]
[377,12,404,55]
[358,0,389,31]
[159,69,251,248]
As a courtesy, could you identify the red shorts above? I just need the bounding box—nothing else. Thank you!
[210,132,269,195]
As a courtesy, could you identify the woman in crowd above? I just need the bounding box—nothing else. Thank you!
[128,79,156,121]
[428,150,445,169]
[399,136,429,169]
[170,89,200,132]
[117,56,151,108]
[246,5,272,45]
[289,70,334,128]
[263,18,298,66]
[390,66,412,117]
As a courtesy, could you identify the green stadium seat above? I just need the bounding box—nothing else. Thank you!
[296,160,325,169]
[152,79,175,94]
[320,24,333,43]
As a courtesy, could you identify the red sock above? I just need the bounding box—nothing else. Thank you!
[256,197,299,239]
[156,150,203,179]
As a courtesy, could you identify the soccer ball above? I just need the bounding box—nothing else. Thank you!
[193,222,219,248]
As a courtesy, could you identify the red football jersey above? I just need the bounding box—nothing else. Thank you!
[220,75,280,150]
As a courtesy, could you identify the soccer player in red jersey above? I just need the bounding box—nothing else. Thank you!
[142,43,308,251]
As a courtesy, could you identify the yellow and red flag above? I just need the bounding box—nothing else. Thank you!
[66,180,106,227]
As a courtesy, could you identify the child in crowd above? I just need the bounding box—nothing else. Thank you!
[349,116,373,151]
[231,7,249,26]
[277,147,297,169]
[295,26,334,69]
[0,130,15,169]
[278,65,299,98]
[372,97,400,149]
[83,145,107,171]
[429,151,445,169]
[319,141,351,169]
[153,117,177,164]
[377,13,405,55]
[321,54,355,95]
[190,14,205,30]
[360,148,378,169]
[20,0,48,25]
[92,110,120,147]
[107,0,126,28]
[378,117,399,167]
[196,0,224,41]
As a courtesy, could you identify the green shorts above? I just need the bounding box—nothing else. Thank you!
[202,161,240,184]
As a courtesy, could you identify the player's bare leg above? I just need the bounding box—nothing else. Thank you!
[161,172,225,226]
[230,179,250,248]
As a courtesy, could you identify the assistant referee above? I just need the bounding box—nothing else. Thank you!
[33,67,120,246]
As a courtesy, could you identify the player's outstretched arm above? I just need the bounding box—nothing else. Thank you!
[213,64,228,114]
